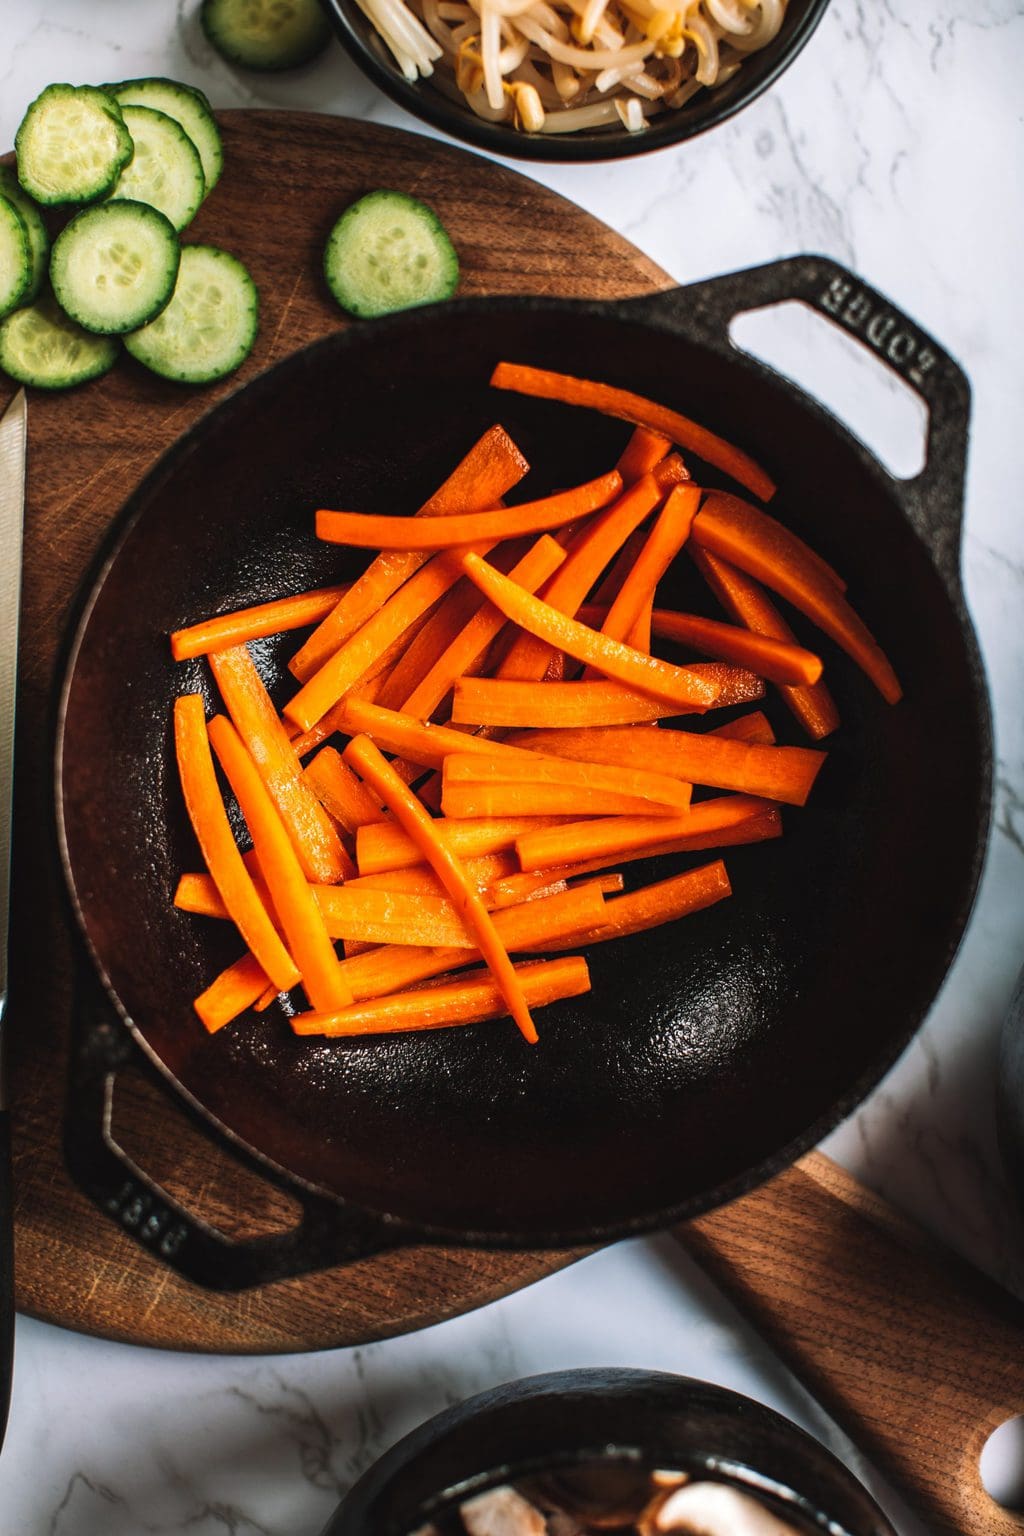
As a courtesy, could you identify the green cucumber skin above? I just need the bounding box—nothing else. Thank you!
[15,85,134,207]
[200,0,332,72]
[123,244,258,385]
[109,105,206,232]
[0,168,50,303]
[324,190,459,320]
[49,200,181,336]
[0,197,31,321]
[106,78,224,196]
[0,293,119,390]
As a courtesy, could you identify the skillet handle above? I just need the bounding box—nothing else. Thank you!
[63,972,408,1291]
[622,254,971,601]
[681,1151,1024,1536]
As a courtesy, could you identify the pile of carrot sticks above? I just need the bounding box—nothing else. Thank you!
[169,362,901,1045]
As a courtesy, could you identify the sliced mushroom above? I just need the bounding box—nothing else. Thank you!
[460,1485,549,1536]
[650,1482,802,1535]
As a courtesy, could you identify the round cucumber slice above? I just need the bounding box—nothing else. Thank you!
[201,0,332,71]
[324,190,460,319]
[0,292,119,389]
[109,105,205,231]
[107,78,223,197]
[15,84,133,206]
[0,197,31,321]
[0,168,50,304]
[124,244,258,384]
[50,201,181,335]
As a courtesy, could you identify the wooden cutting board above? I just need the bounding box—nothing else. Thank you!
[5,109,667,1352]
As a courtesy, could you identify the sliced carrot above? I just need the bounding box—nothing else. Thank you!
[207,714,351,1011]
[514,794,773,872]
[692,492,901,703]
[209,645,350,884]
[402,534,567,720]
[441,752,693,816]
[514,810,782,886]
[173,695,299,995]
[287,631,413,759]
[491,361,776,502]
[339,697,528,772]
[290,424,529,682]
[292,955,591,1038]
[486,871,569,907]
[194,952,270,1034]
[506,724,824,807]
[460,554,720,712]
[646,608,823,688]
[313,887,480,948]
[691,545,840,741]
[596,483,701,648]
[452,679,664,729]
[710,709,776,746]
[519,861,732,950]
[356,813,565,876]
[616,424,672,481]
[348,850,518,898]
[343,734,540,1043]
[171,585,349,662]
[496,469,675,682]
[304,745,385,833]
[254,982,279,1012]
[373,577,494,712]
[285,547,497,734]
[174,870,228,918]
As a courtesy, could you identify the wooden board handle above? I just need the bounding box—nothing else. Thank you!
[681,1151,1024,1536]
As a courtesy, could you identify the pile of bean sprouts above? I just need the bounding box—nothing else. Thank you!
[353,0,787,135]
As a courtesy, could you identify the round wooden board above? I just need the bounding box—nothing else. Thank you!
[6,110,671,1353]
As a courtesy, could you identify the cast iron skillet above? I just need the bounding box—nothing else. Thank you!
[326,1368,895,1535]
[57,255,991,1271]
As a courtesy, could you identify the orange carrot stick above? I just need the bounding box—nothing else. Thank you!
[171,585,350,662]
[357,813,566,875]
[347,850,518,898]
[709,709,776,745]
[691,545,840,740]
[339,698,528,771]
[173,695,299,995]
[597,483,701,647]
[491,361,776,502]
[645,608,823,688]
[519,861,732,950]
[286,547,497,734]
[442,751,693,814]
[402,534,567,720]
[692,492,901,703]
[514,794,773,872]
[207,714,352,1011]
[373,576,493,711]
[344,734,541,1042]
[315,472,623,550]
[292,955,590,1038]
[193,952,270,1033]
[304,745,386,833]
[209,645,350,884]
[496,468,678,682]
[616,425,672,481]
[506,724,824,807]
[513,809,782,885]
[460,554,720,712]
[290,425,529,682]
[451,678,677,728]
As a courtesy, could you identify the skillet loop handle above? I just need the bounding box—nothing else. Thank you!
[64,974,407,1291]
[624,255,971,600]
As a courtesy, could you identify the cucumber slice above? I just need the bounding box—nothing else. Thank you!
[15,84,133,206]
[201,0,331,71]
[107,78,223,197]
[124,244,258,384]
[50,201,180,335]
[324,190,460,319]
[0,291,119,389]
[0,197,31,320]
[0,168,50,304]
[108,106,205,231]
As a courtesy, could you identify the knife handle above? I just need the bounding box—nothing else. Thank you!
[0,1104,13,1454]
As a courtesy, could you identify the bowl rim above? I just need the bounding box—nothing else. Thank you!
[320,0,832,163]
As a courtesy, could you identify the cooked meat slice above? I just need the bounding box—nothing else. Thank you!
[460,1486,548,1536]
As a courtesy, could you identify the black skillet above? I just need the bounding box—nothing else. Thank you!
[56,255,991,1279]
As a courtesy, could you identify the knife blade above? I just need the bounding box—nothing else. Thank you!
[0,385,26,1455]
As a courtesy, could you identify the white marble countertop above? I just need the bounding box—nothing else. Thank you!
[1,2,1023,1533]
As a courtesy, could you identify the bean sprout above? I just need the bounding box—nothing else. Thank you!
[366,0,789,133]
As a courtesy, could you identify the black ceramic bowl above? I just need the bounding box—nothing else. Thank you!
[320,0,831,163]
[325,1369,896,1535]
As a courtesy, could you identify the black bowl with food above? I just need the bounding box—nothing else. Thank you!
[324,1368,896,1535]
[320,0,830,163]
